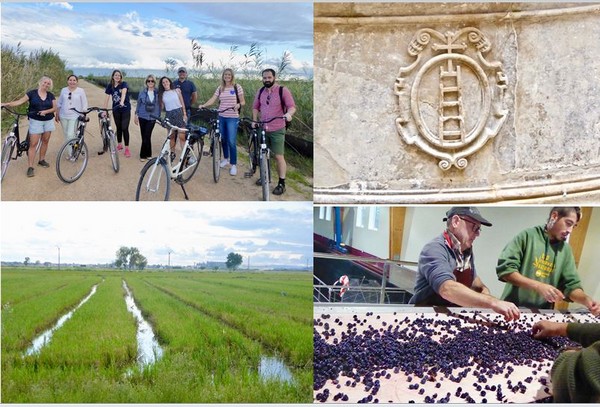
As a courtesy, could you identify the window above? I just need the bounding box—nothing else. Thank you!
[368,207,380,231]
[318,206,332,221]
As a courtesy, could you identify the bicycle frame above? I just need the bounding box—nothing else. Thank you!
[1,106,39,181]
[136,116,206,200]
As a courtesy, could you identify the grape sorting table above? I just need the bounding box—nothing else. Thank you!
[314,304,597,403]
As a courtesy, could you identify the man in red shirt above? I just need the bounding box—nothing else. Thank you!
[252,69,296,195]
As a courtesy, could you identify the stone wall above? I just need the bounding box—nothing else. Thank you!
[314,3,600,203]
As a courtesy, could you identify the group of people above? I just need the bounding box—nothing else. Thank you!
[1,67,296,195]
[409,206,599,402]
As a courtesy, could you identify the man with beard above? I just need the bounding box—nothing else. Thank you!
[496,207,600,314]
[252,68,296,195]
[409,207,521,321]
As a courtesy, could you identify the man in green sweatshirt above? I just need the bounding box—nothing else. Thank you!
[496,207,599,315]
[532,320,600,403]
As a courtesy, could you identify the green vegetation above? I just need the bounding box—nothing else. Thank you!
[1,44,72,133]
[1,268,312,403]
[226,252,243,270]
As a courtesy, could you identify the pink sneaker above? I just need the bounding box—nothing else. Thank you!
[117,143,123,151]
[124,147,131,157]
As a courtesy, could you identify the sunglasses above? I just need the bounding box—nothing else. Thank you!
[68,92,72,100]
[266,94,271,105]
[146,79,155,83]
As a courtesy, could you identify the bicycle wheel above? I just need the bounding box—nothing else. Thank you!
[248,133,259,175]
[56,139,88,183]
[1,137,16,182]
[136,157,170,201]
[177,138,204,185]
[108,131,120,173]
[259,151,269,201]
[212,131,222,183]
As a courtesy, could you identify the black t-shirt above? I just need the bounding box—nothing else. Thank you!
[26,89,55,121]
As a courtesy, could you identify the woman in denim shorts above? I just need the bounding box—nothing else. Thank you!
[1,76,57,177]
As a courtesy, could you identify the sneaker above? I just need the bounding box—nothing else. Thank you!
[38,159,50,168]
[188,156,197,165]
[255,177,263,186]
[124,147,131,158]
[219,159,229,168]
[117,143,123,151]
[27,167,34,177]
[140,158,146,162]
[273,184,286,195]
[170,151,176,163]
[230,165,237,176]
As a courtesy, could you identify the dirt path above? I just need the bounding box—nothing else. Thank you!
[1,79,312,201]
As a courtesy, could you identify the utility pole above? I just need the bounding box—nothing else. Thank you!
[56,246,61,270]
[168,250,172,269]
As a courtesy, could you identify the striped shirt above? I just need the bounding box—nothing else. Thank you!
[215,84,244,118]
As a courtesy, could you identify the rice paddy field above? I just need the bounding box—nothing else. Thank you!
[1,268,313,403]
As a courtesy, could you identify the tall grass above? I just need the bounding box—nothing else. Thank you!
[1,44,72,132]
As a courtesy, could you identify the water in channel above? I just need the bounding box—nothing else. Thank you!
[259,355,294,383]
[25,284,99,356]
[122,280,163,368]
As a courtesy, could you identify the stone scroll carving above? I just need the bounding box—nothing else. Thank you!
[395,28,508,170]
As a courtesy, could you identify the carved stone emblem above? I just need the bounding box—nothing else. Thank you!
[395,28,508,170]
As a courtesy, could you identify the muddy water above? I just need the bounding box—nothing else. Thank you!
[25,284,98,356]
[122,281,163,368]
[259,355,294,383]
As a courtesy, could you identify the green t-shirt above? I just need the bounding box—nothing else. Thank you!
[496,225,583,308]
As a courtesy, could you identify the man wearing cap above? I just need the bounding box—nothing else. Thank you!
[496,206,600,315]
[173,67,197,122]
[409,207,521,321]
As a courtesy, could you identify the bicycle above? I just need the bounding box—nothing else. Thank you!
[241,116,286,201]
[135,115,206,201]
[1,106,39,182]
[95,108,119,173]
[194,106,235,183]
[55,107,117,183]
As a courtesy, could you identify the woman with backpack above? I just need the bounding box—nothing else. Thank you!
[134,74,160,161]
[199,68,245,176]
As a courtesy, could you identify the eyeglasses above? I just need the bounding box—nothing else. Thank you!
[266,94,271,105]
[146,80,155,83]
[459,216,481,234]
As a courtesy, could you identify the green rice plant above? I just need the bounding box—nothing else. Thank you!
[1,272,101,353]
[141,274,312,368]
[33,275,137,370]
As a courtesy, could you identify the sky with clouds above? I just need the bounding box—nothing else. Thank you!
[0,2,313,77]
[1,201,313,268]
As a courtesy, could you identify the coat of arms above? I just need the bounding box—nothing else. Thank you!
[395,28,508,170]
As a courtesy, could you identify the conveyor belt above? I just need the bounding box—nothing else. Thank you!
[314,305,597,403]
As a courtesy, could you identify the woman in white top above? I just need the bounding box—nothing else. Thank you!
[158,76,187,155]
[199,68,245,176]
[55,75,88,145]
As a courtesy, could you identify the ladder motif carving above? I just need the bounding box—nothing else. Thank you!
[438,64,465,143]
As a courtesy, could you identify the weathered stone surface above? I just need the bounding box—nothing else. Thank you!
[314,3,600,203]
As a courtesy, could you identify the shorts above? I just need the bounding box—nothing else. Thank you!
[266,128,285,156]
[29,118,56,134]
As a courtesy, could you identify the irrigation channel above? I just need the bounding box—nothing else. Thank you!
[122,281,163,368]
[25,284,99,356]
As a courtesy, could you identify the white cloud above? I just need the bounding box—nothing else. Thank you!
[49,2,73,11]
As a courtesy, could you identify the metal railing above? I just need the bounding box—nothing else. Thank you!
[313,252,418,304]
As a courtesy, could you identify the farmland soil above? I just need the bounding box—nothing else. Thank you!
[1,79,312,201]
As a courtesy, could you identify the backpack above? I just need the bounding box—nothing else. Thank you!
[258,85,291,129]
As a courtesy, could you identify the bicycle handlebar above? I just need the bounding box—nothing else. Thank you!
[198,106,236,115]
[70,107,113,115]
[150,115,189,133]
[1,106,28,117]
[241,116,286,126]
